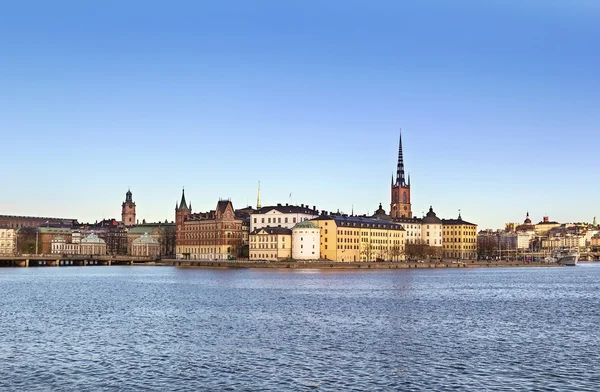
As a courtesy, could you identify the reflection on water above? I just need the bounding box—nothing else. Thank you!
[1,265,600,391]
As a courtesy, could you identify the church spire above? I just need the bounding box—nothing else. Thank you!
[178,188,188,210]
[396,129,406,186]
[257,181,262,210]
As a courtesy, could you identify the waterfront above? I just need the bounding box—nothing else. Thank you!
[1,265,600,391]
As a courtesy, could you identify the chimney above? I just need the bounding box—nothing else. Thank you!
[286,203,288,206]
[544,216,549,223]
[301,204,304,208]
[313,205,316,211]
[277,203,282,207]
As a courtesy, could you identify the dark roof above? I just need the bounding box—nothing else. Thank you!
[441,218,477,226]
[422,207,442,224]
[394,217,422,224]
[217,200,231,214]
[250,227,293,236]
[178,189,189,210]
[312,215,405,231]
[255,205,318,215]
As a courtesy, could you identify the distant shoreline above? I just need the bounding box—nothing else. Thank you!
[165,259,563,270]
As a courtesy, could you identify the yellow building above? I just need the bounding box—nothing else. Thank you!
[442,214,478,260]
[311,215,405,262]
[249,227,292,261]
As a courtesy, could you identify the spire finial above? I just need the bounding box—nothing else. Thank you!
[458,209,462,220]
[396,128,406,186]
[257,181,262,209]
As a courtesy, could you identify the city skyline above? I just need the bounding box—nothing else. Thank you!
[1,1,598,230]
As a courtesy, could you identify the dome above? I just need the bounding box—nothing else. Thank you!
[524,212,532,224]
[53,235,65,242]
[81,233,106,244]
[422,206,442,224]
[293,221,319,229]
[133,232,159,244]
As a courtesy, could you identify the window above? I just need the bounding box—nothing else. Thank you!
[285,217,288,223]
[293,218,296,223]
[253,218,257,223]
[278,218,281,223]
[261,218,265,223]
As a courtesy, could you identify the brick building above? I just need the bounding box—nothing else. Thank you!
[175,189,246,260]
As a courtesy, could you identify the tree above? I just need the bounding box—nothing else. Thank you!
[159,225,177,257]
[390,245,403,262]
[17,227,38,254]
[360,243,372,262]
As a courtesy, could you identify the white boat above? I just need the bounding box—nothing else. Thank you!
[550,249,579,266]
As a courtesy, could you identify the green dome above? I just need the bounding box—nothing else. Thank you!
[133,233,159,245]
[293,221,318,229]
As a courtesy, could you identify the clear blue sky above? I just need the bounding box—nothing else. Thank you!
[1,0,598,229]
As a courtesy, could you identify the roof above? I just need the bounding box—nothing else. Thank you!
[217,200,231,215]
[441,218,477,226]
[38,227,72,234]
[293,221,319,229]
[250,227,293,236]
[127,223,174,235]
[81,233,106,244]
[133,233,160,245]
[422,207,442,224]
[254,204,319,215]
[312,215,405,231]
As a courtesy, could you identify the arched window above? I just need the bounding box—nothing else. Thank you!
[403,193,407,204]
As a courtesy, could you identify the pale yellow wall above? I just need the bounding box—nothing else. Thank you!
[250,232,292,261]
[313,219,338,261]
[442,224,478,260]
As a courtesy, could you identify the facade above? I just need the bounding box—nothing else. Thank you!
[0,227,16,254]
[127,223,176,256]
[250,204,319,232]
[249,227,292,261]
[131,233,161,258]
[0,215,77,230]
[390,131,412,219]
[393,217,422,245]
[421,207,443,247]
[80,233,107,255]
[292,221,321,260]
[535,216,560,235]
[121,189,136,227]
[312,215,405,262]
[175,190,245,260]
[442,214,478,260]
[51,235,79,255]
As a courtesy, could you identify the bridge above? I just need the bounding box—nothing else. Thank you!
[0,255,163,268]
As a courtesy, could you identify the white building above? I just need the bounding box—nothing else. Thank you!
[250,204,320,232]
[0,227,16,254]
[421,207,443,247]
[80,233,107,256]
[51,235,80,255]
[292,221,320,260]
[131,232,161,258]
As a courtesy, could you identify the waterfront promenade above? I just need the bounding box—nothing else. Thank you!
[0,255,565,268]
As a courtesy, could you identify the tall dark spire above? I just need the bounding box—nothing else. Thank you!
[396,129,406,186]
[178,188,188,210]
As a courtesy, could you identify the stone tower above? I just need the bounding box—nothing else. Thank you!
[121,189,136,226]
[390,130,412,219]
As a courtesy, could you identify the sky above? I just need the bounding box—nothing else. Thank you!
[0,0,598,230]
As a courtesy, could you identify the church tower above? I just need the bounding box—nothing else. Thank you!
[121,189,136,226]
[175,188,191,246]
[390,131,412,219]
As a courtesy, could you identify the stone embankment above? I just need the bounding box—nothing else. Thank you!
[163,259,561,270]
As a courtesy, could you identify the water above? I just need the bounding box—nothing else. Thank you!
[1,265,600,391]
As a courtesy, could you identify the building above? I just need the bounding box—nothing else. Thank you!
[311,215,405,262]
[0,215,77,230]
[121,189,136,227]
[131,233,161,258]
[421,207,443,247]
[442,213,478,260]
[79,233,107,256]
[249,227,292,261]
[51,235,79,255]
[535,216,560,235]
[390,131,412,219]
[127,222,176,256]
[250,204,319,232]
[175,190,245,260]
[0,227,16,254]
[292,221,321,260]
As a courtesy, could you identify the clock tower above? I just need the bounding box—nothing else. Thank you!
[121,189,136,227]
[390,131,412,219]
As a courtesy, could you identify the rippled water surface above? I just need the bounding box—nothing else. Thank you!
[2,265,600,391]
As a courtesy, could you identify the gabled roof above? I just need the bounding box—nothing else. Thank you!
[217,200,231,215]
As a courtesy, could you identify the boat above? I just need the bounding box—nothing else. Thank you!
[550,249,579,266]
